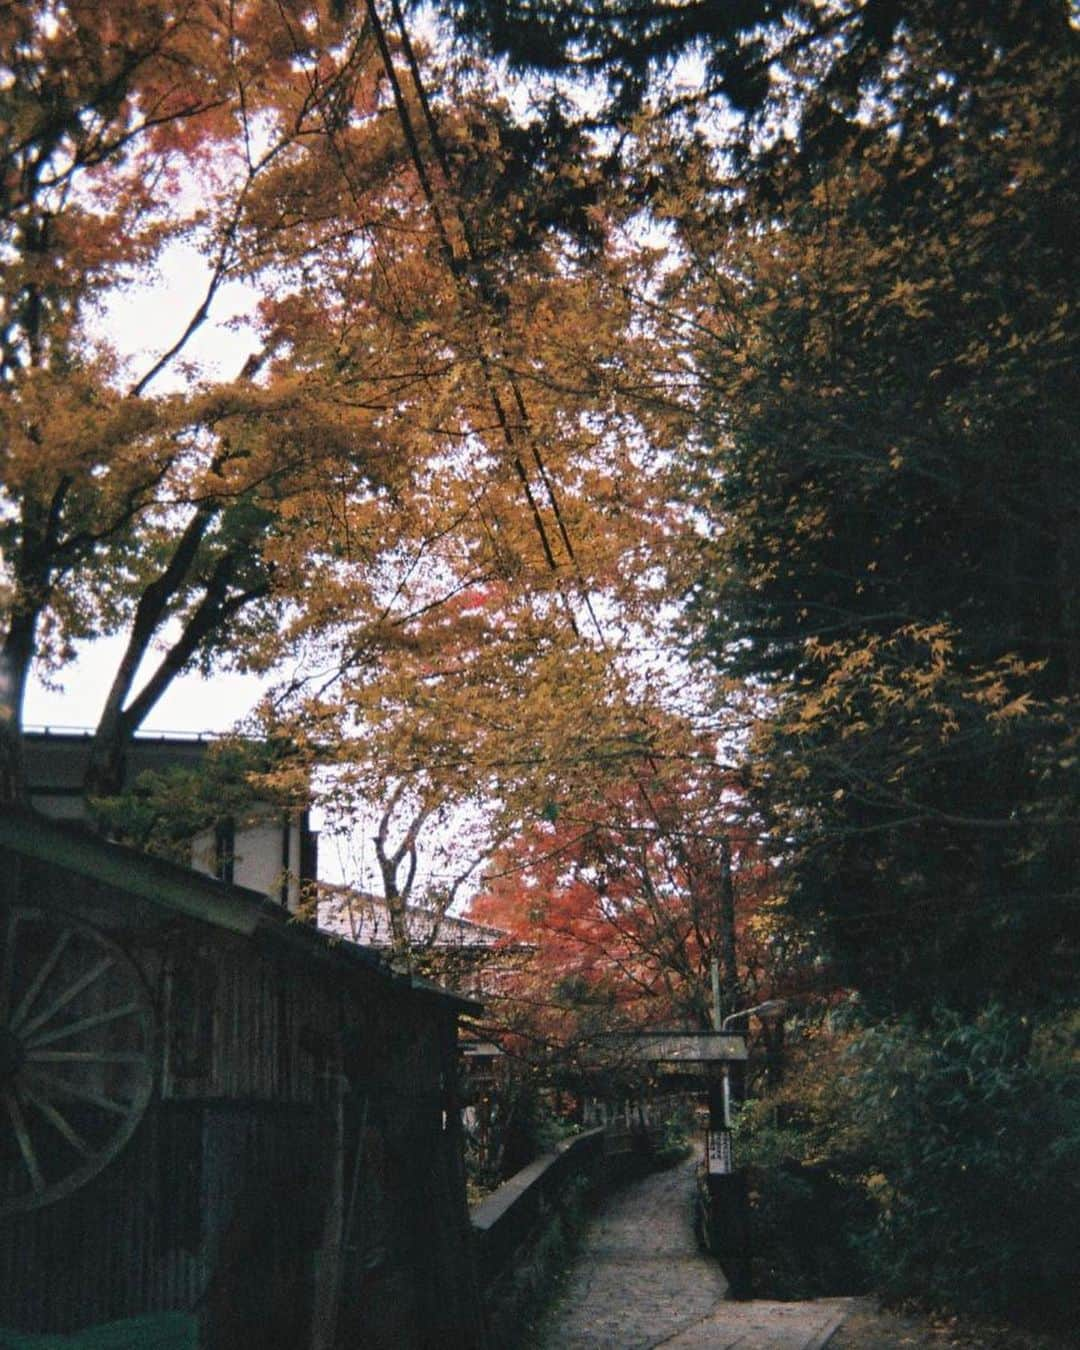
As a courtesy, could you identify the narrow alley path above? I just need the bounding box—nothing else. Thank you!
[532,1156,728,1349]
[532,1155,852,1350]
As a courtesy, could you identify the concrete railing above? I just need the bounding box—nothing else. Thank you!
[470,1127,607,1284]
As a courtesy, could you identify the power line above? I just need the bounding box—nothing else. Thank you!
[364,0,568,589]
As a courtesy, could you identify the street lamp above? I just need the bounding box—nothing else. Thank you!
[705,998,788,1301]
[721,999,787,1032]
[718,1000,786,1125]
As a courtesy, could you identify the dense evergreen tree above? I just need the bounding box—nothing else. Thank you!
[678,12,1078,1016]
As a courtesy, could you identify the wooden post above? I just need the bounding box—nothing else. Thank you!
[711,958,722,1031]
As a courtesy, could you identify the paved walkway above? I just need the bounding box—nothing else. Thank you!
[534,1155,852,1350]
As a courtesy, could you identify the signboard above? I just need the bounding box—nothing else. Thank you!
[707,1128,733,1175]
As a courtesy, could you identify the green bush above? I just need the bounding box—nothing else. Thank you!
[733,1086,876,1300]
[849,1006,1080,1329]
[728,1005,1079,1320]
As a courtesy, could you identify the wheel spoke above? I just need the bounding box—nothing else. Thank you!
[10,930,73,1034]
[0,908,17,1024]
[23,1066,131,1117]
[21,1083,93,1159]
[0,909,155,1216]
[27,1050,147,1065]
[27,1001,142,1049]
[5,1089,46,1193]
[19,955,115,1041]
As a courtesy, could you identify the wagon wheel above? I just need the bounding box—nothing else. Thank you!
[0,906,155,1217]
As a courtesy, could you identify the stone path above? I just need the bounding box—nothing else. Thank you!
[533,1155,853,1350]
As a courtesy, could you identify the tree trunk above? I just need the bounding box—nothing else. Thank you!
[718,836,740,1016]
[83,716,134,801]
[2,485,64,805]
[82,508,217,799]
[0,613,39,804]
[0,718,27,806]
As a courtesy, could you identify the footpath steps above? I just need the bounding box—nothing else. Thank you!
[656,1296,852,1349]
[534,1154,852,1350]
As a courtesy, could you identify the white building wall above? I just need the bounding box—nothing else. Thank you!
[25,732,310,913]
[191,813,303,912]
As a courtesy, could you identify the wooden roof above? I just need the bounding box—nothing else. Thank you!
[599,1030,748,1064]
[0,807,480,1014]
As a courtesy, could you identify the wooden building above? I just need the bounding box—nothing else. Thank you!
[0,808,486,1349]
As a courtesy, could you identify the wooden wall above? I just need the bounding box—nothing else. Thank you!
[0,845,485,1348]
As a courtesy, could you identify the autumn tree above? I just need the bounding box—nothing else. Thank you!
[266,561,690,962]
[449,0,1079,1018]
[0,0,664,822]
[0,0,428,799]
[446,5,1080,1319]
[466,711,813,1067]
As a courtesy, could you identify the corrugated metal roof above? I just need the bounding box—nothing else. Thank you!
[323,892,507,949]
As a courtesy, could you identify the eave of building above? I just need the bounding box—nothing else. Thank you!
[0,807,481,1015]
[594,1030,749,1064]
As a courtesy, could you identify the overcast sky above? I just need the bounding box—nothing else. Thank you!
[24,634,264,736]
[24,239,265,738]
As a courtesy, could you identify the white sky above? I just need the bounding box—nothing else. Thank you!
[24,633,264,735]
[25,241,267,739]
